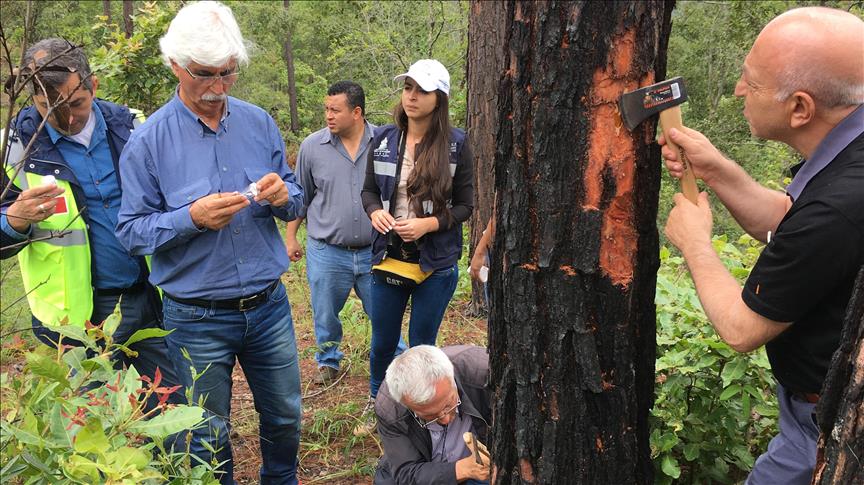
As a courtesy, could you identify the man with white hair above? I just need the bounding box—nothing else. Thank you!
[662,7,864,484]
[375,345,491,484]
[116,2,304,483]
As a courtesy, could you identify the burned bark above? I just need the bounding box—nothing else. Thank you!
[466,0,506,315]
[486,1,673,483]
[813,265,864,484]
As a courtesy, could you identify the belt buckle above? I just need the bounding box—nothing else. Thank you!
[238,294,257,312]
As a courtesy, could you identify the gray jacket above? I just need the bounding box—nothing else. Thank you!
[374,345,491,485]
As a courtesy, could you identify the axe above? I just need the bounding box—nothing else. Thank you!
[619,77,699,203]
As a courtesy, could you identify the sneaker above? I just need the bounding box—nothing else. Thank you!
[353,396,377,437]
[312,366,340,386]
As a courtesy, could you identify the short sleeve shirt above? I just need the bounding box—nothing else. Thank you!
[742,134,864,393]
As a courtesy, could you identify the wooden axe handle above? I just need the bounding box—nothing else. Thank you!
[658,106,699,203]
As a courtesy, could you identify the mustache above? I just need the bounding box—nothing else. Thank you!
[201,93,227,102]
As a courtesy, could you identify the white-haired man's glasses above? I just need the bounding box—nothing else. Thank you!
[411,398,461,429]
[183,65,239,86]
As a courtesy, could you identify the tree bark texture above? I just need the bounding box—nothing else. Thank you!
[282,0,300,135]
[102,0,111,21]
[467,0,507,315]
[487,1,673,483]
[813,265,864,484]
[122,0,133,38]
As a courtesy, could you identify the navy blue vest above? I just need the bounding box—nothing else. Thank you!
[369,124,467,271]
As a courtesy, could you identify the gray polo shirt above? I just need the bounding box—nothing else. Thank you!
[295,122,375,247]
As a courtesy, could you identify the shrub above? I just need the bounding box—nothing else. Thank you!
[652,235,778,484]
[0,308,218,484]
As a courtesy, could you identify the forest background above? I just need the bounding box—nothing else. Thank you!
[1,1,861,484]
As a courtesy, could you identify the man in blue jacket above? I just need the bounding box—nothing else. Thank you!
[1,38,180,396]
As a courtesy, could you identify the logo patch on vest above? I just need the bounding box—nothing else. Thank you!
[374,138,391,158]
[53,196,68,215]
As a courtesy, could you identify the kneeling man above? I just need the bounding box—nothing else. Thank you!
[375,345,491,484]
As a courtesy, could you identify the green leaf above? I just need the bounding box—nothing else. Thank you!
[122,327,173,348]
[42,322,90,347]
[102,303,123,339]
[719,384,741,401]
[62,347,88,372]
[661,455,681,479]
[2,421,43,446]
[109,446,151,471]
[74,417,110,454]
[683,443,700,461]
[128,406,205,439]
[64,454,101,482]
[720,359,748,387]
[25,352,69,387]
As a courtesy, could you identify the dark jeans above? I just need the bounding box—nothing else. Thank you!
[162,282,301,485]
[368,264,458,398]
[31,284,184,408]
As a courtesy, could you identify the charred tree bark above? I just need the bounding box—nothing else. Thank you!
[467,0,507,315]
[102,0,112,21]
[813,265,864,484]
[487,1,673,483]
[282,0,300,135]
[122,0,133,38]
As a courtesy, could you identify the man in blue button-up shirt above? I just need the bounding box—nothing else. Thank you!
[1,39,181,409]
[116,2,304,484]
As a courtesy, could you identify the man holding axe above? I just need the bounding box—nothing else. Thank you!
[373,345,491,484]
[657,7,862,484]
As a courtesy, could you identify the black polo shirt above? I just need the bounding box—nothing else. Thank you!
[742,133,864,394]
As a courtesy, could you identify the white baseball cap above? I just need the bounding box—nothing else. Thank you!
[394,59,450,95]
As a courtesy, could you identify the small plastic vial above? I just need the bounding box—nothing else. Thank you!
[242,182,269,206]
[479,266,489,283]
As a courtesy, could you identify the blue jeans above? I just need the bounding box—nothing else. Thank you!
[162,282,301,485]
[369,264,458,398]
[306,238,406,369]
[746,384,818,485]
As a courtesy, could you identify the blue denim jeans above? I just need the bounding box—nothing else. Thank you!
[745,384,818,485]
[306,238,406,370]
[162,282,301,485]
[369,264,458,397]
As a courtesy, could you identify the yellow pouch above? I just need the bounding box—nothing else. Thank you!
[372,257,432,288]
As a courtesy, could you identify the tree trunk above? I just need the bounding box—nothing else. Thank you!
[102,0,111,21]
[122,0,133,38]
[282,0,300,135]
[813,265,864,484]
[466,0,506,315]
[486,1,673,483]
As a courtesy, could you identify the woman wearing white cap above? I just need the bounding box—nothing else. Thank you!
[359,59,474,433]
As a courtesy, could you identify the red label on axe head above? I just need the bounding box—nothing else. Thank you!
[53,196,68,215]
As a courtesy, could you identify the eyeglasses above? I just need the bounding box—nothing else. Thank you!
[182,65,240,86]
[411,398,461,429]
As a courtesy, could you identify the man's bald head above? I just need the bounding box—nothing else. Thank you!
[753,7,864,109]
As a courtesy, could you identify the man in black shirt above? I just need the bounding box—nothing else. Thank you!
[661,7,863,485]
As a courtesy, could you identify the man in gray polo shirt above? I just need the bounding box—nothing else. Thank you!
[287,81,404,385]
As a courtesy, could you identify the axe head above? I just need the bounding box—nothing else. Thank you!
[619,77,688,131]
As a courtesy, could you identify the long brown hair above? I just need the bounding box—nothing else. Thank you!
[394,90,453,222]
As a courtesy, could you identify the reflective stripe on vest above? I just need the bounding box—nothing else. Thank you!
[5,157,93,327]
